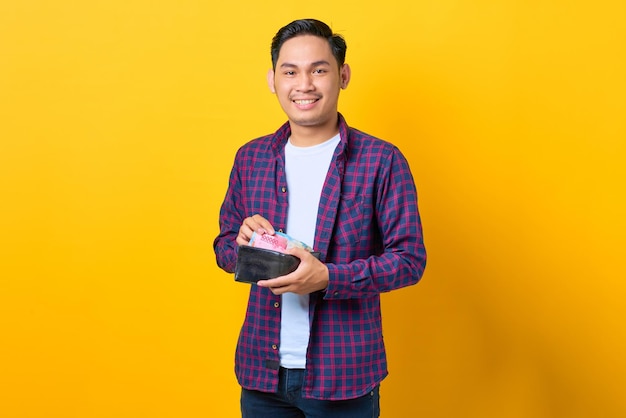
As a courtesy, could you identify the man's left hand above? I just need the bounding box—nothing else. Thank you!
[256,247,329,295]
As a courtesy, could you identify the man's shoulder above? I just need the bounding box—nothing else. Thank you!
[346,126,399,153]
[241,133,272,147]
[234,133,277,158]
[235,121,289,156]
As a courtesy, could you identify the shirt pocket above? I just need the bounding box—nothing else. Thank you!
[333,194,364,246]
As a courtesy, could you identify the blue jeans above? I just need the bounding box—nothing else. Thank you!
[241,368,380,418]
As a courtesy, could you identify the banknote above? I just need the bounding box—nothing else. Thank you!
[249,231,313,253]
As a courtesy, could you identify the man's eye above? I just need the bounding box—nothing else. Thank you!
[284,71,295,76]
[313,69,326,74]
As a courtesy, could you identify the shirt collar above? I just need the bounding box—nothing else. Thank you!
[271,113,350,158]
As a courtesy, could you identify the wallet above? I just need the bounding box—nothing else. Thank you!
[235,245,320,284]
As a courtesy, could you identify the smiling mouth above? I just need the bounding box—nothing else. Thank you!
[293,99,318,105]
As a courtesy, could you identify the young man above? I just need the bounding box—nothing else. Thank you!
[214,19,426,417]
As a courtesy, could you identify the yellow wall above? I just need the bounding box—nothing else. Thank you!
[1,1,624,417]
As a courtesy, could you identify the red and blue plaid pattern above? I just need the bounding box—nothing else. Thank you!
[214,114,426,400]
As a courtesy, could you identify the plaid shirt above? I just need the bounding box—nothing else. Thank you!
[214,114,426,400]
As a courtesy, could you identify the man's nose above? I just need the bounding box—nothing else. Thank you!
[295,73,314,91]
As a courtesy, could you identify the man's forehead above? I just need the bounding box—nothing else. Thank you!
[276,36,336,66]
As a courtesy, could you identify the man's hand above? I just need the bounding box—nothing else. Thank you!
[257,247,329,295]
[236,214,275,246]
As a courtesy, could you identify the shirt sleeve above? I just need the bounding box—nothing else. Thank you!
[324,146,426,299]
[213,151,244,273]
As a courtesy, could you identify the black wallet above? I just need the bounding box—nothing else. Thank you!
[235,245,320,284]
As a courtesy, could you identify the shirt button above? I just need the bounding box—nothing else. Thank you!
[271,344,278,350]
[278,229,284,233]
[274,302,280,308]
[281,187,286,193]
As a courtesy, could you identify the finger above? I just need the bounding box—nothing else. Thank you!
[257,276,290,288]
[267,285,290,296]
[285,246,309,260]
[251,214,275,235]
[240,217,270,239]
[236,229,250,246]
[256,278,287,295]
[237,223,255,243]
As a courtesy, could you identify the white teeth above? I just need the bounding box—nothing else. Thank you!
[295,99,316,105]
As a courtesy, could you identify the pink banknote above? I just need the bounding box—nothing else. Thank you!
[249,231,313,253]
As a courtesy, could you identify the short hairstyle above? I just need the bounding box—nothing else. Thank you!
[270,19,347,70]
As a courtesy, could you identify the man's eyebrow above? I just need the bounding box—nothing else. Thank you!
[311,60,332,67]
[279,60,332,69]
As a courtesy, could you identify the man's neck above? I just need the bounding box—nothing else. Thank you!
[288,120,339,147]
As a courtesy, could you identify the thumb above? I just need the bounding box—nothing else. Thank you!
[286,246,309,259]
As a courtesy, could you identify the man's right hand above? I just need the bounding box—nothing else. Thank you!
[236,214,275,246]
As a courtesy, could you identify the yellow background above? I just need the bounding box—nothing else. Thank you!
[1,1,625,417]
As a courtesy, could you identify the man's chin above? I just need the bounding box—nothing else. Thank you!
[292,119,321,127]
[288,113,337,128]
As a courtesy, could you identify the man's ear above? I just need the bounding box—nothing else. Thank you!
[267,69,276,93]
[340,64,351,89]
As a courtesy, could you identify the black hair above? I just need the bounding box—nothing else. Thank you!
[270,19,347,70]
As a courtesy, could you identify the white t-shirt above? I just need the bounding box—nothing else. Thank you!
[279,134,340,369]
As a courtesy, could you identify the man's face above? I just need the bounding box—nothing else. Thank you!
[268,35,350,132]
